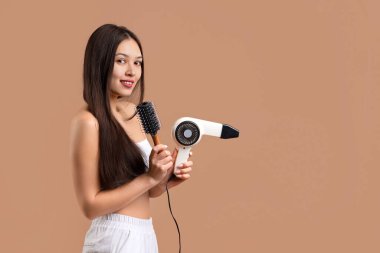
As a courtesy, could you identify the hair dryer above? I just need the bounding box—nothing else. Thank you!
[172,117,239,172]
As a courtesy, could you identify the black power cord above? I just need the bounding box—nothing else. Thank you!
[166,183,181,253]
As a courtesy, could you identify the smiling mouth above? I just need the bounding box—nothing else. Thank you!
[121,80,134,88]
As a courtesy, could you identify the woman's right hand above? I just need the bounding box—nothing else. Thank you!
[148,144,173,183]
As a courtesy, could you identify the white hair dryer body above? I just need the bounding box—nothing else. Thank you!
[172,117,239,172]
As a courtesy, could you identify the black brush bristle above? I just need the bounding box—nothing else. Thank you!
[136,101,161,136]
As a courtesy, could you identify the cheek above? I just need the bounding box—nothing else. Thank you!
[112,67,124,78]
[136,68,143,79]
[109,70,121,88]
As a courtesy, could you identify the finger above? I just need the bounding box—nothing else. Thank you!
[162,161,174,171]
[173,163,184,175]
[177,167,192,174]
[157,150,171,160]
[150,144,168,158]
[175,161,193,171]
[157,155,173,166]
[181,161,193,168]
[189,151,193,157]
[174,163,190,175]
[176,173,191,179]
[174,168,192,176]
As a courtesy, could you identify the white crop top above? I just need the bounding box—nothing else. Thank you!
[136,139,152,168]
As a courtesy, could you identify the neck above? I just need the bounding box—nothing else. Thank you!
[109,93,136,121]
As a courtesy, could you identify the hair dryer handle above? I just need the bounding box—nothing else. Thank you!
[174,146,192,175]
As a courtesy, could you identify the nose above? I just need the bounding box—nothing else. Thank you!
[125,62,136,76]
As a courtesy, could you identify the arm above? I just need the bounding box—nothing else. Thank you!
[88,174,157,219]
[148,180,173,198]
[69,112,159,220]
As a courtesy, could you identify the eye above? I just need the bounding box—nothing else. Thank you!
[135,61,143,66]
[117,58,126,64]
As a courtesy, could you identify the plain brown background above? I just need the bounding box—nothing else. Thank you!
[0,0,379,252]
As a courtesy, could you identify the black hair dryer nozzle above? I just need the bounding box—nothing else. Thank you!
[221,124,239,139]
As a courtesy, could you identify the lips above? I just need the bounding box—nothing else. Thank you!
[120,80,134,88]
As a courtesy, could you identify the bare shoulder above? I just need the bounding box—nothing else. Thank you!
[69,108,100,158]
[71,108,99,132]
[69,108,100,172]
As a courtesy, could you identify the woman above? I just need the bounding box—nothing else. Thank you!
[69,24,193,253]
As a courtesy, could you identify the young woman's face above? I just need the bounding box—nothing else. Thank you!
[108,38,143,98]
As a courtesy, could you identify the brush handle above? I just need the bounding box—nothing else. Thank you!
[152,135,160,145]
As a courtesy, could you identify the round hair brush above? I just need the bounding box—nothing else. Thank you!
[136,101,161,145]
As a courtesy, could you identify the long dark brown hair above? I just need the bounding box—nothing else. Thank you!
[83,24,147,190]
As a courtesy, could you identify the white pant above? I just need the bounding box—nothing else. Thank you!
[82,213,159,253]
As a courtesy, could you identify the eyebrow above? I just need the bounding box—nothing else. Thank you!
[115,53,143,59]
